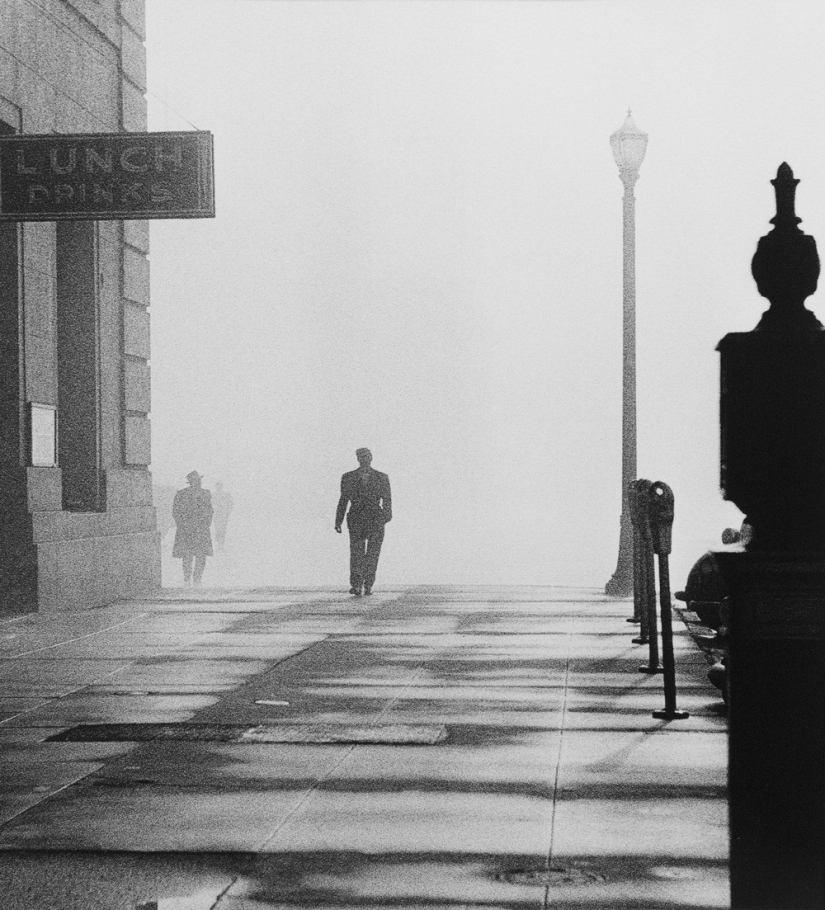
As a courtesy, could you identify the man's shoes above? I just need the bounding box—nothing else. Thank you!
[364,587,373,596]
[349,587,362,596]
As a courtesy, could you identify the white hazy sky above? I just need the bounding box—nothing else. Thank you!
[145,0,825,587]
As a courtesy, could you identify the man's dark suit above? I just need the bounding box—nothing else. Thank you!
[335,467,392,592]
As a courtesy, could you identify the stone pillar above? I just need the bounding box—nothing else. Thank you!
[716,163,825,909]
[0,208,38,612]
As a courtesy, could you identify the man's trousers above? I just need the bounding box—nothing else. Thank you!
[348,525,385,591]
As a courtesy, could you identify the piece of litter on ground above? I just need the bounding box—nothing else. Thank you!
[254,700,290,706]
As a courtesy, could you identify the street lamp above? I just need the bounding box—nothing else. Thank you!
[605,109,648,597]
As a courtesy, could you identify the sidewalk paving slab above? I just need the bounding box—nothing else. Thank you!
[0,585,728,909]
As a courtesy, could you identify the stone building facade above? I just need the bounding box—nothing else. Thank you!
[0,0,159,612]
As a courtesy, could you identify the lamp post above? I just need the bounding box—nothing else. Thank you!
[605,109,648,597]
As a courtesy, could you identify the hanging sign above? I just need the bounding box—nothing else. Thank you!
[0,131,214,221]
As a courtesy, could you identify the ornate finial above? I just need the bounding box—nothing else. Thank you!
[751,164,821,330]
[770,162,801,227]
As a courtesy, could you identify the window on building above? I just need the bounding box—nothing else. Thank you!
[56,221,104,511]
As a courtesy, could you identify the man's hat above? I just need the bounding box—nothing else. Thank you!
[186,470,203,482]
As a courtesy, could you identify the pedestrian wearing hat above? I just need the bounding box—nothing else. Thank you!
[335,448,392,595]
[172,471,213,586]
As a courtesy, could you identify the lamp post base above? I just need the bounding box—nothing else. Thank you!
[604,566,633,597]
[606,505,635,598]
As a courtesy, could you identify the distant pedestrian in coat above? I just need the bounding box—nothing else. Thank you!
[335,448,392,596]
[173,471,213,587]
[212,482,234,552]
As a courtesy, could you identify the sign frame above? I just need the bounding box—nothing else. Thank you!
[0,131,215,221]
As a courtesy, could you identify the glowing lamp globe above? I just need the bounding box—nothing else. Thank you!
[610,110,648,175]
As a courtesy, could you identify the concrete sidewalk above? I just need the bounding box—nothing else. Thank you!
[0,586,728,909]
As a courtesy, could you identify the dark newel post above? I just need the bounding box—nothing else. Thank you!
[716,163,825,909]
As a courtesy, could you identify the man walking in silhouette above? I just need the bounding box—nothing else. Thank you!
[335,448,392,595]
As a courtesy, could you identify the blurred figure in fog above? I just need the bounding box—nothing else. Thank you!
[173,471,213,587]
[335,448,392,596]
[212,482,234,552]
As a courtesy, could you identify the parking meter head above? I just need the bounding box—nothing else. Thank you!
[649,481,674,555]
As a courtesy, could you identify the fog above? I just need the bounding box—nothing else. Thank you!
[145,0,825,589]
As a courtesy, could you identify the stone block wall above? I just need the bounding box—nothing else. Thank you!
[0,0,160,613]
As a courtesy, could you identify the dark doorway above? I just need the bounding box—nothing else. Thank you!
[56,220,104,512]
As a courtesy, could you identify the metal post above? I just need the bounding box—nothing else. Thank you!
[605,171,638,598]
[630,478,661,673]
[649,481,689,719]
[631,480,653,649]
[627,481,641,623]
[639,541,660,673]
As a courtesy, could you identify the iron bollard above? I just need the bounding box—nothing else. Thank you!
[648,481,689,719]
